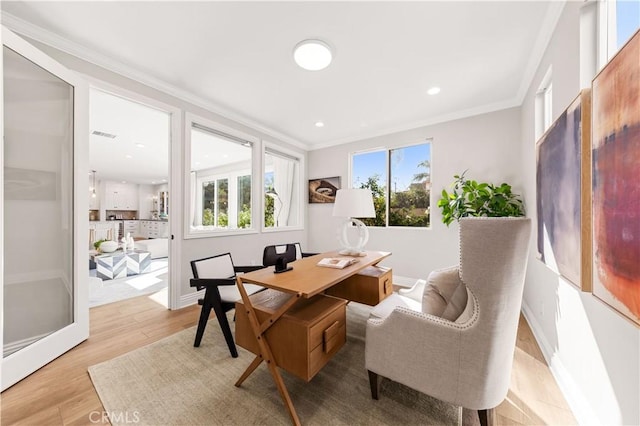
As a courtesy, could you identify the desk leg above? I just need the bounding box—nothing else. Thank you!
[235,278,302,425]
[235,355,262,386]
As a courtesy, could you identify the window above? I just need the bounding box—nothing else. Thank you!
[351,141,431,228]
[264,145,302,229]
[604,0,640,59]
[535,66,553,139]
[187,118,255,236]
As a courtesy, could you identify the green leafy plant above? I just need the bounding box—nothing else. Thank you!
[437,171,525,226]
[93,239,107,250]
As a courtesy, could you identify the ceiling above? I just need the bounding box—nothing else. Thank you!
[2,1,561,152]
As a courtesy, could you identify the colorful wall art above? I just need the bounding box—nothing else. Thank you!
[592,30,640,325]
[536,90,592,291]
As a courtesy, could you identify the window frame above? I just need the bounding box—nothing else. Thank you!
[598,0,640,67]
[349,139,432,230]
[535,66,553,140]
[184,112,259,239]
[261,141,305,232]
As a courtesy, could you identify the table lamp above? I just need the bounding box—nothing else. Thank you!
[332,188,376,256]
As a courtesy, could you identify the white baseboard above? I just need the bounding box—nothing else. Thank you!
[521,301,599,425]
[178,289,204,309]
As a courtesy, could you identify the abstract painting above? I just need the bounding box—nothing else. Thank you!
[308,177,340,203]
[536,90,591,290]
[592,30,640,325]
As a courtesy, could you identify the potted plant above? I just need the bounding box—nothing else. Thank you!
[437,171,525,226]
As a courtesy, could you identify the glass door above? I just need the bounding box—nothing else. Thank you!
[2,27,89,390]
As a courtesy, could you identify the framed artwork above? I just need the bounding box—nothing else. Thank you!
[308,177,340,203]
[592,30,640,325]
[536,90,592,291]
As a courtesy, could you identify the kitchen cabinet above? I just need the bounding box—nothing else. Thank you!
[139,220,169,239]
[123,220,139,237]
[104,181,138,210]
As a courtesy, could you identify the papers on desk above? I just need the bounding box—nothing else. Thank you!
[317,257,360,269]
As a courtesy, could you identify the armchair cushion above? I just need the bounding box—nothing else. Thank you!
[422,266,468,322]
[370,293,422,319]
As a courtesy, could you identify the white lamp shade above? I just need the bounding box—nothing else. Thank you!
[332,189,375,218]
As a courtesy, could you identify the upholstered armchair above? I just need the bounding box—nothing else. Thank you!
[365,217,531,425]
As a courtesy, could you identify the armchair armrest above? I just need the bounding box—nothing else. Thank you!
[365,301,479,405]
[234,265,265,274]
[189,277,236,291]
[398,279,427,301]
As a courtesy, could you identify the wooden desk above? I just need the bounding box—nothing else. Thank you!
[234,250,390,425]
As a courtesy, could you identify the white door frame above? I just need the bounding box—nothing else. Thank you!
[85,78,182,310]
[1,26,89,390]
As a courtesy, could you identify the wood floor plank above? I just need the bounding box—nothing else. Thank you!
[1,292,575,425]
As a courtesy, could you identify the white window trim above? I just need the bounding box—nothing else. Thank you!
[184,112,259,239]
[261,140,305,232]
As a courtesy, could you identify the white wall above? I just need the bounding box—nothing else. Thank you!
[19,37,308,305]
[520,2,639,424]
[308,107,522,281]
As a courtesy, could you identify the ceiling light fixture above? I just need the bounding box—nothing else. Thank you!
[125,154,132,159]
[294,39,332,71]
[315,121,325,128]
[135,143,145,148]
[427,87,441,95]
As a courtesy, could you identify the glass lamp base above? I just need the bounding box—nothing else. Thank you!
[337,218,369,256]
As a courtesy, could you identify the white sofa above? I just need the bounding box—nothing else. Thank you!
[135,238,169,259]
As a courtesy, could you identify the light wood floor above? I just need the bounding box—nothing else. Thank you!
[1,293,576,425]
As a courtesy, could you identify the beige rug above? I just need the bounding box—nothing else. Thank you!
[89,304,478,425]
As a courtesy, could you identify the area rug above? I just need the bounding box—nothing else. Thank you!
[89,304,479,425]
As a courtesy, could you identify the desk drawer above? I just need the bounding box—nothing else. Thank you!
[235,291,346,382]
[326,266,393,306]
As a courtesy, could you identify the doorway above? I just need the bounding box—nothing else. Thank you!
[88,88,171,308]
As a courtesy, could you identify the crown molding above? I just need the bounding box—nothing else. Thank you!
[515,1,567,104]
[0,11,308,151]
[308,97,521,151]
[2,4,565,153]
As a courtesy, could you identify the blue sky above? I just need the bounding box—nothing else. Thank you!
[618,0,640,48]
[352,143,431,192]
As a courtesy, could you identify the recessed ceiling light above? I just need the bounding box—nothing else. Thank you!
[427,87,441,95]
[315,121,325,128]
[294,39,332,71]
[125,154,132,159]
[135,143,145,148]
[151,181,156,184]
[161,179,167,182]
[121,180,127,184]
